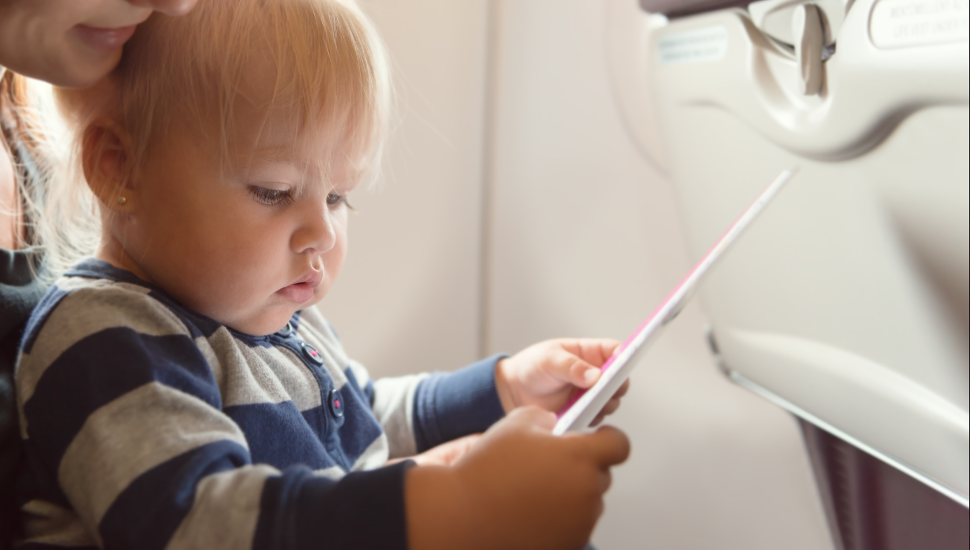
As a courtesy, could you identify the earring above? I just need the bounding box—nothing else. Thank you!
[118,197,127,205]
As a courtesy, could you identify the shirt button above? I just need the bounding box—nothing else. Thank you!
[301,342,324,365]
[276,322,295,338]
[328,388,345,418]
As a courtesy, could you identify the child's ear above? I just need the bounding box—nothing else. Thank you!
[81,119,135,213]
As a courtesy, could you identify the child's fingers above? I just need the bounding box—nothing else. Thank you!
[612,379,630,399]
[589,379,631,425]
[544,347,602,389]
[557,338,622,368]
[501,404,557,431]
[411,434,482,467]
[589,398,622,426]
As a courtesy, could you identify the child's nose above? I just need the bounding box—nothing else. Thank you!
[290,204,337,255]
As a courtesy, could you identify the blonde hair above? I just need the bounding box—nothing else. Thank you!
[1,70,62,254]
[45,0,390,278]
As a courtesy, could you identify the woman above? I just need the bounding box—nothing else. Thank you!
[0,1,197,547]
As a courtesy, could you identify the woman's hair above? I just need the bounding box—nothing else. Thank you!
[45,0,390,278]
[0,70,60,253]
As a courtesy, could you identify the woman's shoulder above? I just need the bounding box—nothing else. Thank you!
[0,247,46,340]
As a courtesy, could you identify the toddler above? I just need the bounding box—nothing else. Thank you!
[15,1,629,549]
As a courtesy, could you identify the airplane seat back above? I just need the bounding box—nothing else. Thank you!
[613,0,969,548]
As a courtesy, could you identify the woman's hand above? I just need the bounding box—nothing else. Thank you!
[406,407,631,550]
[495,338,630,426]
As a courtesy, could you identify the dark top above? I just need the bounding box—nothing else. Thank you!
[1,82,47,547]
[0,247,45,547]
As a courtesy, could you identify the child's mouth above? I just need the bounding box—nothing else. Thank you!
[277,282,316,303]
[277,271,324,303]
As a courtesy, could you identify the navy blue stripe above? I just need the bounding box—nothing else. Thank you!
[252,467,307,550]
[63,259,223,338]
[253,462,413,550]
[151,292,222,339]
[18,446,71,510]
[19,285,71,354]
[336,368,382,463]
[23,330,219,472]
[342,366,362,393]
[413,355,507,452]
[226,401,336,470]
[99,440,250,550]
[20,543,99,550]
[298,405,354,471]
[335,382,384,464]
[229,331,278,349]
[64,258,152,290]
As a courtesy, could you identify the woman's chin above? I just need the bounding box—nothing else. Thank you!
[52,43,121,89]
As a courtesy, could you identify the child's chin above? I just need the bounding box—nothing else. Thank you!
[223,295,324,336]
[224,309,295,337]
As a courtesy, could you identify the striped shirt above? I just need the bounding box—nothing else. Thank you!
[14,259,505,550]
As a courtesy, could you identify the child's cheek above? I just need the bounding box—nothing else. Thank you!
[322,230,348,289]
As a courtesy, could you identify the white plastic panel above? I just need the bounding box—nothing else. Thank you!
[649,1,968,159]
[644,0,969,501]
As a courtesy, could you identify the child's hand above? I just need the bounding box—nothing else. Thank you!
[406,407,631,550]
[388,434,482,468]
[495,338,630,426]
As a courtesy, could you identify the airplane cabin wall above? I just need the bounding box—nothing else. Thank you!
[321,1,835,548]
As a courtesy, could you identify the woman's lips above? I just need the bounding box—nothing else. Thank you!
[74,25,138,52]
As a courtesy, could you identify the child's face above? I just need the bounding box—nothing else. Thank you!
[109,105,357,336]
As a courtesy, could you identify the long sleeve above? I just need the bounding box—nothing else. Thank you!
[298,306,508,459]
[16,280,412,550]
[410,355,507,453]
[359,355,507,457]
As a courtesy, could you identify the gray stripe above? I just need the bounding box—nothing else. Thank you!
[59,382,248,530]
[371,374,428,458]
[206,328,324,410]
[296,307,333,343]
[202,326,245,393]
[208,330,292,407]
[347,359,373,389]
[17,279,187,437]
[194,335,222,387]
[21,499,97,547]
[164,465,278,550]
[248,346,322,411]
[313,465,347,480]
[350,434,390,471]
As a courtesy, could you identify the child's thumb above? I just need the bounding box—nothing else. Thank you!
[502,405,556,432]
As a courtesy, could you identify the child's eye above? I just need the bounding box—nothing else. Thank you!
[327,193,353,210]
[249,186,294,206]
